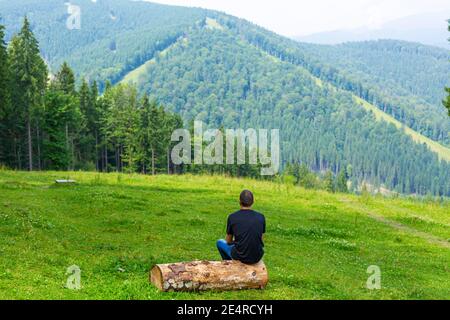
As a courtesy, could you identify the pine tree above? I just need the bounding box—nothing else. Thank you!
[89,81,100,169]
[323,170,335,193]
[98,85,113,172]
[77,78,91,167]
[444,88,450,117]
[445,21,450,117]
[336,167,349,193]
[104,84,140,172]
[53,63,82,170]
[148,100,163,175]
[54,61,75,95]
[0,22,11,166]
[121,86,140,173]
[8,16,48,170]
[139,95,152,174]
[42,85,78,170]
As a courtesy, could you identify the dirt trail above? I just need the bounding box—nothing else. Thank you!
[340,199,450,249]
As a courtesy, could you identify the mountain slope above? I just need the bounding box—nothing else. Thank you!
[120,23,450,163]
[0,0,449,195]
[117,17,450,195]
[297,40,450,145]
[0,0,208,89]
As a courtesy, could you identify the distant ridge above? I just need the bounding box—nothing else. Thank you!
[295,12,450,49]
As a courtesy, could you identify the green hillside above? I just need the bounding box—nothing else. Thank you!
[299,40,450,145]
[118,18,450,196]
[0,170,449,299]
[353,96,450,162]
[0,0,207,87]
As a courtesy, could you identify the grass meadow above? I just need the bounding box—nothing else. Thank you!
[0,170,449,299]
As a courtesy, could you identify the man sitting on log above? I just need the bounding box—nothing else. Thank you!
[217,190,266,265]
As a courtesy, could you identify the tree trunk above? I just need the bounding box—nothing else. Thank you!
[120,145,124,172]
[104,144,108,173]
[115,147,119,172]
[27,114,32,171]
[71,136,75,171]
[66,123,70,171]
[167,148,170,175]
[151,148,155,175]
[150,260,268,292]
[36,122,41,170]
[13,137,18,169]
[95,131,99,171]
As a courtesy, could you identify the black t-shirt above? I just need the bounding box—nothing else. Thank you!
[226,209,266,264]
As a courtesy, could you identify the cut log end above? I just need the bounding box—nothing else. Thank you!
[150,260,268,292]
[150,265,164,291]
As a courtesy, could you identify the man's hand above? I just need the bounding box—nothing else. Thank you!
[226,234,233,244]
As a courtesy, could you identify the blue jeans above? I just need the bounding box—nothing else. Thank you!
[216,239,234,260]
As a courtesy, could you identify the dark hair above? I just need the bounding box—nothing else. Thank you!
[240,190,254,207]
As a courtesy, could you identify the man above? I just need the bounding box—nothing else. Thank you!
[217,190,266,265]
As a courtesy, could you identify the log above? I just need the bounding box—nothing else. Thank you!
[55,180,76,184]
[150,260,268,292]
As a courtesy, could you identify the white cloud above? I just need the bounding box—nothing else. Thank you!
[145,0,450,36]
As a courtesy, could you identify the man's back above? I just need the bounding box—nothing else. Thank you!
[227,209,265,264]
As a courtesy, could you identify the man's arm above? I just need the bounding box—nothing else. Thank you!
[226,234,233,244]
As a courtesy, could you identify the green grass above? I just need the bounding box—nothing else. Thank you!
[120,37,188,86]
[0,170,449,300]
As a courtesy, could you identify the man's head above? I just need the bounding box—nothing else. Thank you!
[240,190,254,208]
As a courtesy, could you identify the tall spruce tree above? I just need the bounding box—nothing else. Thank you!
[444,20,450,116]
[0,22,11,166]
[42,84,78,170]
[139,95,152,174]
[78,78,91,166]
[53,63,81,170]
[55,61,75,95]
[8,17,48,170]
[147,99,163,175]
[336,167,349,193]
[88,81,100,169]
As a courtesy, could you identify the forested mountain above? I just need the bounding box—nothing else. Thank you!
[0,0,207,89]
[0,0,449,196]
[298,40,450,145]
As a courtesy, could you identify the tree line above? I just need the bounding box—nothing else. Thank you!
[130,21,450,196]
[0,17,184,174]
[1,17,449,196]
[444,20,450,117]
[0,17,267,177]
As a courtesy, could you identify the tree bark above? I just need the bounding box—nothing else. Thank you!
[151,148,155,175]
[36,122,41,170]
[66,123,69,171]
[27,114,32,171]
[104,144,108,173]
[167,148,170,175]
[95,131,99,171]
[150,260,268,292]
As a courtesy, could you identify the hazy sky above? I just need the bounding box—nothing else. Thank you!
[147,0,450,37]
